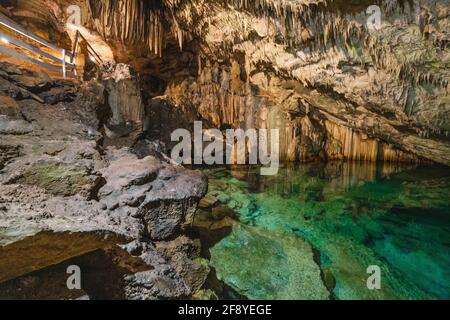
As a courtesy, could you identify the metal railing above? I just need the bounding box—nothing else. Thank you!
[71,30,103,67]
[0,12,102,79]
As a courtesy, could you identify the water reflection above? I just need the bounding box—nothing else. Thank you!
[229,161,419,194]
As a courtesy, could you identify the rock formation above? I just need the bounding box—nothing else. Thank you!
[0,61,208,299]
[3,0,448,164]
[0,0,449,300]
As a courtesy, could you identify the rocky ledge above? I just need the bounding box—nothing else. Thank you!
[0,62,209,300]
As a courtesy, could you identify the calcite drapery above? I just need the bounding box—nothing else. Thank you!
[3,0,448,164]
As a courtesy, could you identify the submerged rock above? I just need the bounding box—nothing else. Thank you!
[210,224,330,300]
[206,164,450,300]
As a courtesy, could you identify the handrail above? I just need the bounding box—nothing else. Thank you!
[0,45,71,76]
[71,30,103,66]
[0,12,73,59]
[0,12,103,79]
[0,31,75,68]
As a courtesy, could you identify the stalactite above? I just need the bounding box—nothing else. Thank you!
[325,121,419,163]
[218,0,449,97]
[88,0,173,57]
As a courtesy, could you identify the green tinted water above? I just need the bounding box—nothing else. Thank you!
[198,162,450,300]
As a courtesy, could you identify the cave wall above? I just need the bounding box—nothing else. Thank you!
[162,56,421,163]
[1,0,449,165]
[157,0,449,164]
[103,64,144,126]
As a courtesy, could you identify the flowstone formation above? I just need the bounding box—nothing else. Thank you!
[0,61,209,299]
[3,0,448,163]
[160,0,450,164]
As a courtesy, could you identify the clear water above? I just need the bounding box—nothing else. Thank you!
[197,162,450,300]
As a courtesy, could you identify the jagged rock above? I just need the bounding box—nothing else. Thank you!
[103,63,144,127]
[143,95,197,147]
[1,0,449,301]
[38,86,77,105]
[0,144,21,170]
[9,162,91,197]
[198,194,218,209]
[9,0,448,164]
[192,289,219,300]
[0,116,33,135]
[211,206,236,221]
[0,95,20,118]
[0,62,209,299]
[156,236,210,294]
[98,149,207,240]
[0,62,22,75]
[115,240,187,299]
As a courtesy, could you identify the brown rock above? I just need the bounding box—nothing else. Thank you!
[0,95,20,118]
[211,206,236,220]
[11,74,50,89]
[198,194,218,209]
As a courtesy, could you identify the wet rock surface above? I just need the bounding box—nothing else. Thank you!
[210,224,330,300]
[0,62,209,299]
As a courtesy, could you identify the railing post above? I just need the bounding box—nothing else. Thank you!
[0,14,103,80]
[71,31,79,64]
[62,49,66,79]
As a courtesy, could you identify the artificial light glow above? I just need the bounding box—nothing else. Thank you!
[1,37,9,44]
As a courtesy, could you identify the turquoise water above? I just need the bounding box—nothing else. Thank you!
[196,162,450,300]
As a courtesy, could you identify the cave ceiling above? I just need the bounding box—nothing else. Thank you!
[1,0,449,164]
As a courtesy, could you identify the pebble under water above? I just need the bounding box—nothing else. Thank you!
[195,162,450,300]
